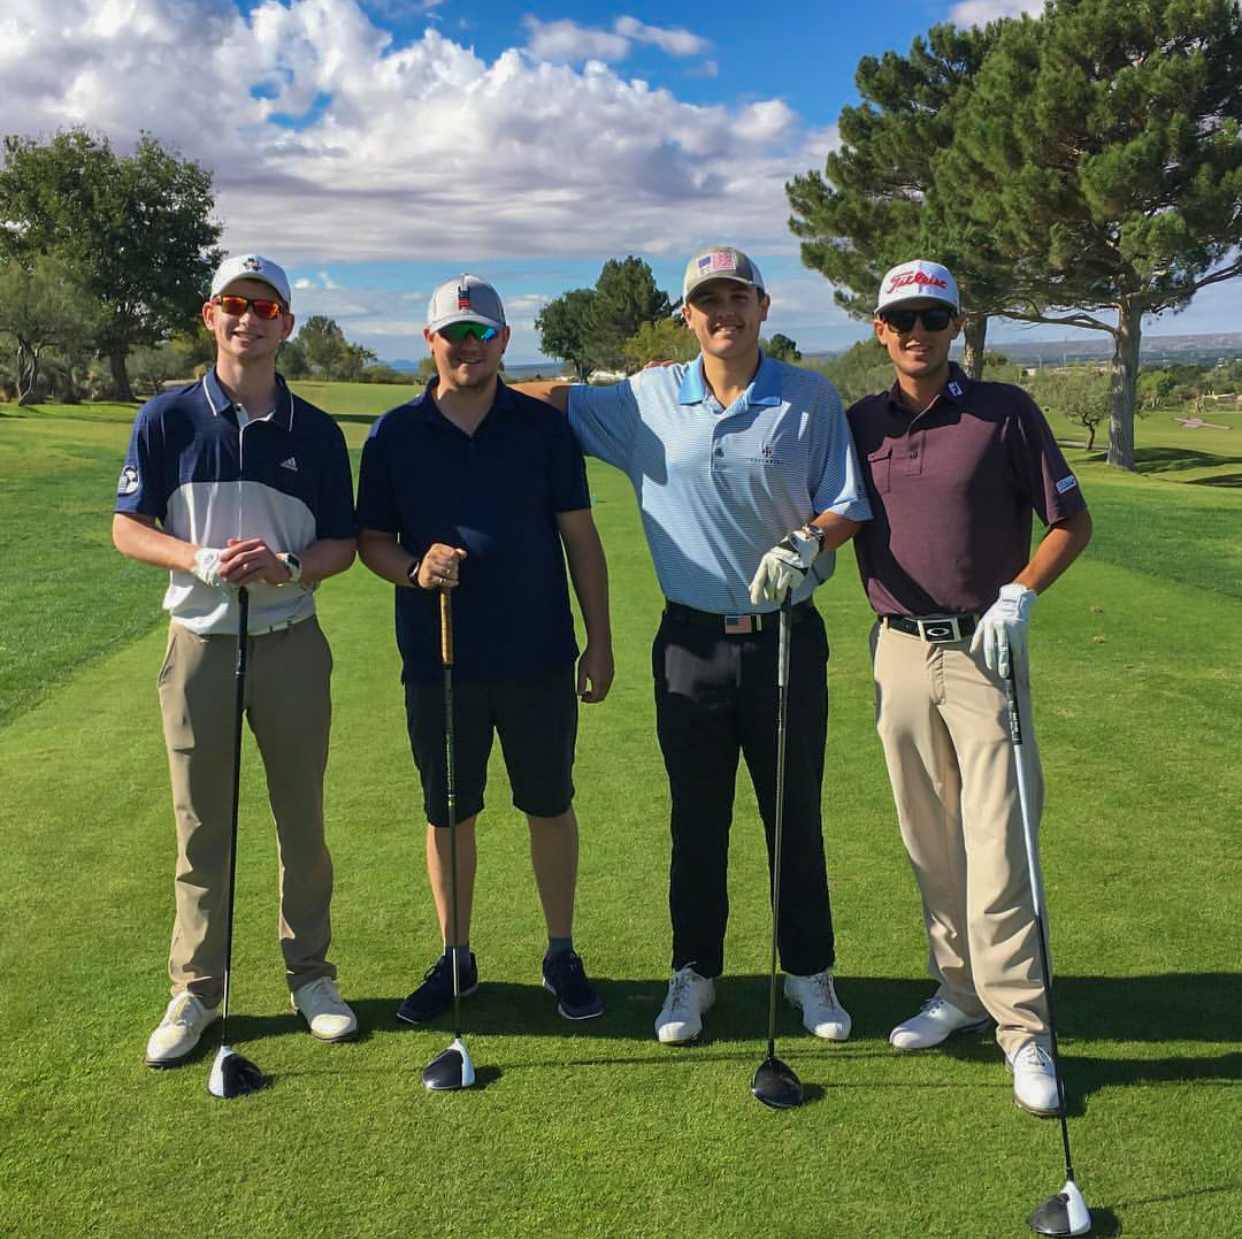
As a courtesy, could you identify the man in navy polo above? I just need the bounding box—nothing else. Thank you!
[114,253,359,1067]
[356,275,613,1024]
[847,259,1092,1115]
[517,246,871,1045]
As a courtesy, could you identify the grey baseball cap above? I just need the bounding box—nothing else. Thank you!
[210,254,292,305]
[427,274,506,334]
[683,246,765,299]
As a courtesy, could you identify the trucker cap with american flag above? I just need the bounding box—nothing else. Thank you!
[683,246,766,300]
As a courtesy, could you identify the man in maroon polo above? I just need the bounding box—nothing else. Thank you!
[847,259,1092,1116]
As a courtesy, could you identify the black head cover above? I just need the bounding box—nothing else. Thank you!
[208,1046,267,1099]
[423,1037,475,1091]
[750,1055,804,1110]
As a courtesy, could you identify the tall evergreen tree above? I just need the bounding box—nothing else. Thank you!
[942,0,1242,469]
[786,23,1003,377]
[589,257,671,371]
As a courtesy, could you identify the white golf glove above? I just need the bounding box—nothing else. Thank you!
[191,547,228,589]
[970,583,1037,677]
[749,525,823,605]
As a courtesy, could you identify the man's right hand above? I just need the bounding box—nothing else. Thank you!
[415,544,467,590]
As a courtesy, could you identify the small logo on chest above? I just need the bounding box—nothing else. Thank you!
[280,457,299,472]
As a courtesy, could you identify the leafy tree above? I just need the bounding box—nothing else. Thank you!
[417,355,438,381]
[129,343,184,398]
[278,336,311,379]
[297,316,348,380]
[338,341,378,383]
[622,317,698,369]
[765,333,802,363]
[1033,368,1111,450]
[1138,368,1178,410]
[0,128,222,401]
[589,257,671,371]
[536,287,597,379]
[941,0,1242,469]
[0,255,101,405]
[811,337,893,405]
[787,23,1003,377]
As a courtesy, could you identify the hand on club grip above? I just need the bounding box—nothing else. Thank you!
[970,583,1037,677]
[192,547,228,589]
[749,525,822,605]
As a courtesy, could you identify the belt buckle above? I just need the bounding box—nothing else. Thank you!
[917,616,961,643]
[724,614,755,634]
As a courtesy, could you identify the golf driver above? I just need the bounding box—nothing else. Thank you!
[750,595,804,1110]
[1005,661,1089,1237]
[208,586,266,1099]
[422,588,476,1091]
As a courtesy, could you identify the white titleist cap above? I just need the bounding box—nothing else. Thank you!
[427,275,506,334]
[210,254,292,305]
[876,259,960,315]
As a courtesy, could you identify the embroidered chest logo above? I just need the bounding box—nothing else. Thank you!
[746,443,780,466]
[280,457,299,472]
[948,381,963,398]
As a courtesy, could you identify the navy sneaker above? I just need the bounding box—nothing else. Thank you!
[542,950,604,1020]
[396,952,479,1025]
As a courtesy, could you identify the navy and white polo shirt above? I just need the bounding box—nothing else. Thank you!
[356,380,590,684]
[115,369,355,635]
[567,353,871,615]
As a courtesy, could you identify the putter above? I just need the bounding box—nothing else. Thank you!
[208,586,266,1099]
[1005,661,1090,1237]
[422,588,476,1091]
[750,595,804,1110]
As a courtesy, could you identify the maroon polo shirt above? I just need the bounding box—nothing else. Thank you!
[846,363,1087,616]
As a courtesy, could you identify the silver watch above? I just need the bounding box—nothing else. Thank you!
[278,552,303,583]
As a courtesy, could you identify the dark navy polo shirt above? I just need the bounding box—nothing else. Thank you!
[356,379,591,683]
[115,369,355,634]
[847,364,1088,616]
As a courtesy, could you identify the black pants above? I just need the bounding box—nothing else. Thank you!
[653,607,834,979]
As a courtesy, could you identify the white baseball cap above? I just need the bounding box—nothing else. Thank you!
[876,260,960,315]
[427,275,506,334]
[210,254,292,306]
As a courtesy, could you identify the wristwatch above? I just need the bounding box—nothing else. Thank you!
[277,552,303,583]
[406,557,422,588]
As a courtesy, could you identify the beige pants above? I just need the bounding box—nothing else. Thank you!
[158,616,336,1005]
[872,621,1049,1055]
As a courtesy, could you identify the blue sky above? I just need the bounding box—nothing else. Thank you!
[6,0,1238,363]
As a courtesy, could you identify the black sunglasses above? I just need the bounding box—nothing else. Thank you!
[879,306,956,333]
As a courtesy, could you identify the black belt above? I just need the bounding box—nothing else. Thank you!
[883,613,978,643]
[664,600,814,634]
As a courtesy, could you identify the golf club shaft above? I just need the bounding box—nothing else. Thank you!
[440,589,462,1040]
[764,596,793,1059]
[1005,662,1075,1183]
[221,586,249,1035]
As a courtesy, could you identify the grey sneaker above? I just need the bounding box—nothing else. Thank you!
[145,992,219,1068]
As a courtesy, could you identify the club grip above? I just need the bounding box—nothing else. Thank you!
[439,588,454,667]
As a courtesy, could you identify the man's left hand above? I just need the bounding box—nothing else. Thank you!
[578,643,615,704]
[971,583,1037,677]
[219,537,292,586]
[749,526,822,605]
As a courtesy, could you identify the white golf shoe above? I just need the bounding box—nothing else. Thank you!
[292,976,358,1042]
[889,996,992,1051]
[784,968,852,1041]
[145,992,219,1067]
[1008,1041,1063,1116]
[655,966,715,1044]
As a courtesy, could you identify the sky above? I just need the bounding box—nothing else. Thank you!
[2,0,1238,363]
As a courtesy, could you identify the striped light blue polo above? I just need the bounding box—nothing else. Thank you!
[567,353,871,615]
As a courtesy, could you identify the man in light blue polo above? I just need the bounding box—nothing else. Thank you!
[518,246,870,1044]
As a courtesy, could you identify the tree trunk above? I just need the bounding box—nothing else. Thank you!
[961,314,988,380]
[1106,300,1142,471]
[1086,423,1096,451]
[16,341,37,406]
[110,349,135,402]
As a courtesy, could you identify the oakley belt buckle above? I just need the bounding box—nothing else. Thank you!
[918,616,962,643]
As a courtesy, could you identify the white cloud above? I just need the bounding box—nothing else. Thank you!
[0,0,819,271]
[522,16,629,62]
[614,16,710,57]
[949,0,1045,25]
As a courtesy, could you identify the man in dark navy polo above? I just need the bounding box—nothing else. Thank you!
[847,259,1092,1115]
[114,253,359,1067]
[356,275,613,1024]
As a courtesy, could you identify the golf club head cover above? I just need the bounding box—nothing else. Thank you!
[749,524,823,605]
[208,1046,266,1098]
[970,583,1036,678]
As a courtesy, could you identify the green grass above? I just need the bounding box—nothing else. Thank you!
[1,401,1240,1236]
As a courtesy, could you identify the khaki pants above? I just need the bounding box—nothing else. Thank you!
[872,621,1049,1055]
[158,616,336,1005]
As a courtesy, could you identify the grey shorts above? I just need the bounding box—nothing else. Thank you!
[404,665,578,827]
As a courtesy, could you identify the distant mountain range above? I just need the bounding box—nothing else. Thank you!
[384,359,562,380]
